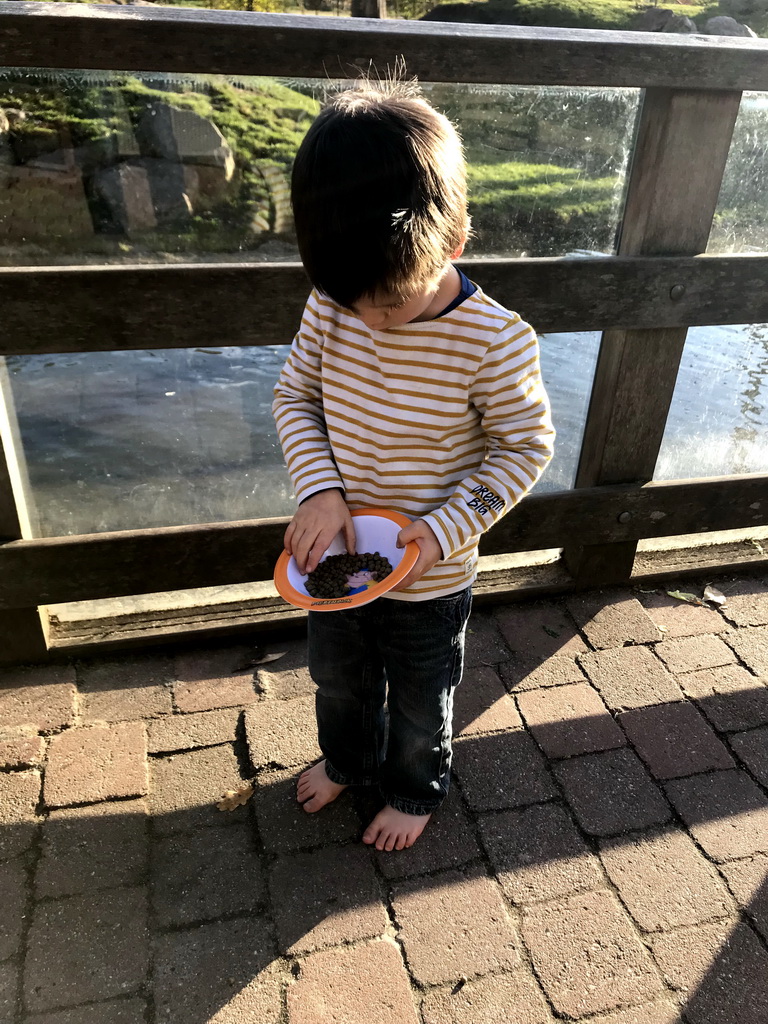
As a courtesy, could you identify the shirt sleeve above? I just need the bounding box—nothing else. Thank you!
[422,316,555,560]
[272,292,345,504]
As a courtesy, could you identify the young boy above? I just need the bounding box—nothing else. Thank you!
[272,81,554,852]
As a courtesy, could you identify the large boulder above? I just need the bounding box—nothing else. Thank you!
[632,7,696,31]
[136,102,235,174]
[703,14,757,34]
[91,163,157,235]
[0,165,92,242]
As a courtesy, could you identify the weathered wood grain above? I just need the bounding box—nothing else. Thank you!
[0,474,765,608]
[2,255,768,356]
[1,4,768,89]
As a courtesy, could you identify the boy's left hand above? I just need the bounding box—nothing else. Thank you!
[393,519,442,590]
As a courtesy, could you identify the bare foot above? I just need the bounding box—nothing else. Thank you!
[362,806,431,851]
[297,761,348,813]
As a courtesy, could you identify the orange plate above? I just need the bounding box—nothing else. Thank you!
[274,509,420,611]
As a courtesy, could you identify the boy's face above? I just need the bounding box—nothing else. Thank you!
[346,277,444,332]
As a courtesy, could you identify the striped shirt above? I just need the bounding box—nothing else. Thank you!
[272,285,555,601]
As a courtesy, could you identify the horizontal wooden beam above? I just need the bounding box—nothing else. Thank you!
[1,4,768,89]
[1,474,765,608]
[3,255,768,356]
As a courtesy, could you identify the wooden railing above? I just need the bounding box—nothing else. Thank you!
[1,1,767,660]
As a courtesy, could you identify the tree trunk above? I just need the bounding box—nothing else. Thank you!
[350,0,387,17]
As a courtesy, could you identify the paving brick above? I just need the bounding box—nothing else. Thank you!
[494,600,588,662]
[719,577,768,627]
[0,664,75,732]
[720,853,768,944]
[372,784,482,879]
[146,706,241,753]
[479,801,603,904]
[453,731,556,812]
[24,998,148,1024]
[464,609,511,668]
[172,644,259,712]
[454,665,523,736]
[37,799,148,898]
[665,769,768,861]
[245,696,320,770]
[253,768,362,854]
[269,844,386,954]
[0,769,40,862]
[287,937,419,1024]
[392,866,519,985]
[725,624,768,675]
[153,917,282,1024]
[77,654,173,722]
[151,822,265,927]
[0,961,16,1024]
[0,728,44,769]
[24,887,149,1012]
[44,723,148,808]
[599,826,733,932]
[499,654,587,691]
[254,638,315,700]
[148,743,250,834]
[654,634,738,675]
[0,857,27,961]
[586,998,681,1024]
[729,726,768,786]
[554,748,671,836]
[650,919,768,1024]
[421,968,553,1024]
[578,646,684,711]
[521,888,664,1017]
[517,682,625,758]
[639,590,726,638]
[681,665,768,732]
[566,590,662,649]
[619,701,735,779]
[649,918,738,991]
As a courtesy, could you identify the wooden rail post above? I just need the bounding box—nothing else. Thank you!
[0,360,48,662]
[563,88,743,587]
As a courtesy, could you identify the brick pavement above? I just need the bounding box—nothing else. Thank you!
[0,569,767,1023]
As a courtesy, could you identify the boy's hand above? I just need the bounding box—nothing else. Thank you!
[285,490,356,575]
[392,519,442,590]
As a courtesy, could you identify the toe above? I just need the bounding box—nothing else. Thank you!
[301,795,321,813]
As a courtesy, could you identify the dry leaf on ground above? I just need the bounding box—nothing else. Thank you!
[217,781,255,811]
[667,590,703,605]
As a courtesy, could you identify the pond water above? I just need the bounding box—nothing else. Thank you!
[6,318,767,537]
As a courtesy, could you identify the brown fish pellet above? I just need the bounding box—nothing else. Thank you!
[305,552,394,599]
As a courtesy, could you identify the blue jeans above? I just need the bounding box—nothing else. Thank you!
[307,587,472,816]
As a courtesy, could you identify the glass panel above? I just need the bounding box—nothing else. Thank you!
[6,346,294,536]
[709,92,768,254]
[655,323,768,480]
[7,327,597,537]
[0,70,638,264]
[537,329,601,492]
[425,83,639,258]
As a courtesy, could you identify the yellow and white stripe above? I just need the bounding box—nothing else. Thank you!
[273,286,555,601]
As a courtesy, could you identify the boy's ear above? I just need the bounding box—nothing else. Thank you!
[451,234,468,260]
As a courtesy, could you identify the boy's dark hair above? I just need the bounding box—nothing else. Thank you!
[291,81,468,309]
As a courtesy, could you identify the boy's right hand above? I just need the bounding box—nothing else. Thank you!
[284,489,356,575]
